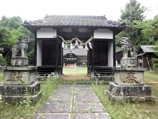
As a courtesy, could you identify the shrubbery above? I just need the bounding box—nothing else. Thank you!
[0,57,7,66]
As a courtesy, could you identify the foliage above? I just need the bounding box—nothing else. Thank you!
[134,17,158,44]
[150,41,158,72]
[92,84,158,119]
[116,0,146,49]
[82,62,86,67]
[133,12,158,72]
[0,77,60,118]
[63,67,87,75]
[0,16,34,65]
[0,57,8,66]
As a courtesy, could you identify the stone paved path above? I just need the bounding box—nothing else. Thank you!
[34,84,111,119]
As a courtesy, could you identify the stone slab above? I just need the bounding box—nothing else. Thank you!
[75,95,99,103]
[93,76,114,81]
[74,102,106,113]
[34,84,111,119]
[73,113,111,119]
[38,103,71,113]
[34,113,70,119]
[75,88,92,91]
[55,87,72,91]
[58,85,73,88]
[109,82,152,96]
[0,82,40,95]
[75,86,91,89]
[47,95,72,103]
[53,91,72,96]
[75,84,91,88]
[75,91,96,96]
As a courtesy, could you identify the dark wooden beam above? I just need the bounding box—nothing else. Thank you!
[91,40,94,76]
[55,38,59,75]
[36,38,56,41]
[113,31,116,67]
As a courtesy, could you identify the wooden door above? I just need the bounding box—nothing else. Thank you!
[42,40,56,65]
[94,41,108,66]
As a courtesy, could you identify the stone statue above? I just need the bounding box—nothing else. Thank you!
[120,37,137,67]
[106,37,154,103]
[12,36,30,59]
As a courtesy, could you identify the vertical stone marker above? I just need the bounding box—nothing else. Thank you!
[0,36,42,103]
[106,37,155,102]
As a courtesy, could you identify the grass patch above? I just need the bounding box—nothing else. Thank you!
[144,70,158,82]
[0,73,3,82]
[91,84,158,119]
[63,67,87,75]
[0,79,60,119]
[70,83,76,118]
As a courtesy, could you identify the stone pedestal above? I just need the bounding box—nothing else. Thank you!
[121,57,137,67]
[106,83,155,102]
[114,67,145,86]
[106,67,155,102]
[3,66,36,85]
[11,58,28,66]
[0,66,42,103]
[0,82,42,103]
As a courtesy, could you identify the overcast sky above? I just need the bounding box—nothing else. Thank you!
[0,0,158,21]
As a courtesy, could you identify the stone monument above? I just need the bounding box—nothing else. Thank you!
[0,36,42,103]
[106,37,155,102]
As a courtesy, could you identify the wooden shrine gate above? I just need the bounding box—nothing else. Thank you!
[23,15,126,79]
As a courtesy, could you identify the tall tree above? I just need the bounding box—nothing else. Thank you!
[0,16,34,65]
[134,17,158,44]
[116,0,146,49]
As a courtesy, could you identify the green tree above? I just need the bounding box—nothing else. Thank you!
[151,41,158,72]
[0,16,35,65]
[0,16,9,26]
[116,0,146,49]
[134,17,158,44]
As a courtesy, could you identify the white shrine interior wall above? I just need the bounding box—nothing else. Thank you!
[94,29,113,39]
[37,28,56,38]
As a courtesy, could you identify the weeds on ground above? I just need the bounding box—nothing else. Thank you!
[91,83,158,119]
[0,76,60,119]
[144,71,158,82]
[70,83,76,118]
[63,67,87,75]
[0,73,3,82]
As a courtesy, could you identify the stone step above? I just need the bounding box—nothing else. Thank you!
[60,75,91,80]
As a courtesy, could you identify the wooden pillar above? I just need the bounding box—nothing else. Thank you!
[34,31,37,66]
[91,40,94,76]
[113,32,116,67]
[61,47,63,74]
[55,38,59,75]
[87,49,90,75]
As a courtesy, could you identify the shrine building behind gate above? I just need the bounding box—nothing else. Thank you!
[23,15,126,79]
